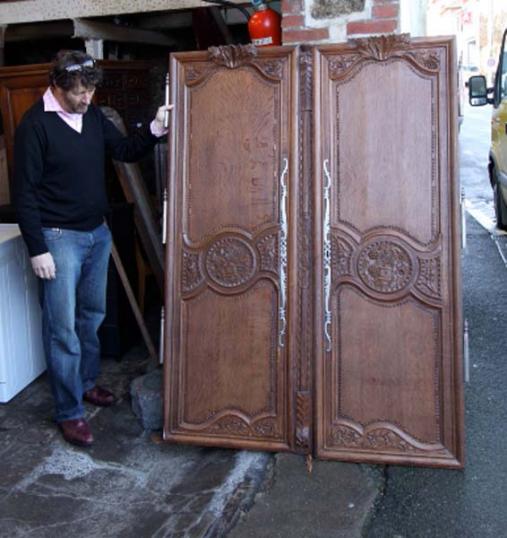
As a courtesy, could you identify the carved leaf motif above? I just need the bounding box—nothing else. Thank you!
[253,59,285,80]
[299,49,313,108]
[416,257,441,298]
[208,416,251,436]
[357,241,413,293]
[408,50,441,71]
[365,429,416,451]
[353,34,412,61]
[182,250,203,293]
[330,425,445,454]
[331,236,352,278]
[257,233,278,273]
[206,416,279,438]
[330,425,362,447]
[253,418,279,437]
[185,65,210,83]
[328,55,361,77]
[209,44,258,69]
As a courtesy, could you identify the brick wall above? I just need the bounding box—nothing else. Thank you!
[281,0,401,45]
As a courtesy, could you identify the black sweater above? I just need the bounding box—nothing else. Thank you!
[13,99,160,257]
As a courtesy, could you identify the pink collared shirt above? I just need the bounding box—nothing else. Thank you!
[43,87,167,137]
[43,87,83,132]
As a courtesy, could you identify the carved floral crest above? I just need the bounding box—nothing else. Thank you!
[209,44,258,69]
[353,33,412,61]
[329,34,441,78]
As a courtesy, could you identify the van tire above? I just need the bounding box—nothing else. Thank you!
[493,167,507,230]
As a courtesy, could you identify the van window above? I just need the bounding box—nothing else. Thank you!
[502,51,507,100]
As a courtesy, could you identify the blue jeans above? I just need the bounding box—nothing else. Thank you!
[40,223,112,422]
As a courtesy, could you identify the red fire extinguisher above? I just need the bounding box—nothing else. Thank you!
[202,0,282,47]
[248,0,282,47]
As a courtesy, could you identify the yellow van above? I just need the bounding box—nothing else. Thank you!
[469,29,507,229]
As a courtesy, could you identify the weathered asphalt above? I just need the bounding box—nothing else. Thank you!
[363,215,507,537]
[363,98,507,537]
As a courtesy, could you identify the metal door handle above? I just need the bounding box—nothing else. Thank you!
[279,158,289,348]
[163,73,170,129]
[323,159,332,352]
[162,188,168,245]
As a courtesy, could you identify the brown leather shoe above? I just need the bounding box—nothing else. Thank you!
[83,386,116,407]
[58,418,94,447]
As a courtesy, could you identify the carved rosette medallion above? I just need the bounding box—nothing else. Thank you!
[357,241,413,293]
[257,233,278,273]
[205,237,257,288]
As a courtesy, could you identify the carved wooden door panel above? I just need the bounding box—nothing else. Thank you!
[163,46,300,451]
[313,36,464,467]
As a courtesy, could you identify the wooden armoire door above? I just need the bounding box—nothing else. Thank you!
[313,36,464,467]
[163,46,301,451]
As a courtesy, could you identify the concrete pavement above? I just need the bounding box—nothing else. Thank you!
[0,349,271,537]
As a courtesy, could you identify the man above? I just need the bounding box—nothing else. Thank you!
[13,50,172,447]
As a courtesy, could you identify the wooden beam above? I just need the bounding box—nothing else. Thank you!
[209,7,234,45]
[0,0,249,25]
[4,20,72,42]
[73,18,176,47]
[111,243,158,363]
[137,8,249,30]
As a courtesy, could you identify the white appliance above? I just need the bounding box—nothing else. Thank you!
[0,224,46,402]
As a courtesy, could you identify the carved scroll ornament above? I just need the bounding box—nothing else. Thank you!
[328,34,441,78]
[329,423,446,454]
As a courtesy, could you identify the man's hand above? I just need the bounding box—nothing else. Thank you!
[31,252,56,280]
[153,104,174,132]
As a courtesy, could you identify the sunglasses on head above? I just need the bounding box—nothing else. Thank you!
[64,59,95,72]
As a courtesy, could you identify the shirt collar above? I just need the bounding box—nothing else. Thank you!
[43,87,82,120]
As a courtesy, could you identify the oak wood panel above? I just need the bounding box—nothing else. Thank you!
[313,36,464,468]
[163,45,300,451]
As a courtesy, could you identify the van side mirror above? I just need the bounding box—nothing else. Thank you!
[468,75,490,106]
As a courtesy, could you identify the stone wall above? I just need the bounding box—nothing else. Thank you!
[281,0,402,44]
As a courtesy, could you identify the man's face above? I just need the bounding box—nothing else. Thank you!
[54,82,95,114]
